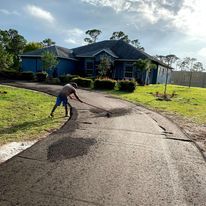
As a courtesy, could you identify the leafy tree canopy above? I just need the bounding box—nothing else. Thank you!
[84,29,102,44]
[24,42,44,52]
[110,31,130,43]
[0,44,13,71]
[42,38,55,47]
[97,55,113,78]
[41,51,58,72]
[0,29,27,69]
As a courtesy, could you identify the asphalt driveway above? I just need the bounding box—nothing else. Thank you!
[0,82,206,206]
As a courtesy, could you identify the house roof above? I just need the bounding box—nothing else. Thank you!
[72,40,170,68]
[76,48,119,58]
[21,45,77,60]
[21,40,171,68]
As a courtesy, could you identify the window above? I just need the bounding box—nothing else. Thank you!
[124,64,133,78]
[85,61,94,76]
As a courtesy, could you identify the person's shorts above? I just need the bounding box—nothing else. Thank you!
[55,95,68,106]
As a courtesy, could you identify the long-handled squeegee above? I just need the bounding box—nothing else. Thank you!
[71,99,112,117]
[83,101,112,117]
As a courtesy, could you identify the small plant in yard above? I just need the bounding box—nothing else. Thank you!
[118,80,136,92]
[94,79,116,90]
[41,51,59,76]
[97,55,113,78]
[36,72,48,82]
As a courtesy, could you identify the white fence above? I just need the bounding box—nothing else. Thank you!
[171,71,206,88]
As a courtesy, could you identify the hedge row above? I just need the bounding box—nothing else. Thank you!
[118,80,136,92]
[0,70,137,92]
[0,70,35,80]
[94,79,116,90]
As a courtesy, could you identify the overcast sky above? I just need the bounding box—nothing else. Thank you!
[1,0,206,66]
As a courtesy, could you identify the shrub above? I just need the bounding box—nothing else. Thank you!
[72,77,93,88]
[36,72,48,82]
[94,79,116,90]
[18,71,34,80]
[118,80,136,92]
[59,74,80,84]
[0,70,21,79]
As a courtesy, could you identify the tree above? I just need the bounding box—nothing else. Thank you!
[41,51,58,75]
[42,38,55,47]
[130,39,144,51]
[134,58,156,85]
[0,44,13,71]
[97,55,113,78]
[0,29,27,69]
[24,42,43,52]
[84,29,101,44]
[110,31,130,43]
[181,57,196,88]
[156,54,178,96]
[193,61,204,72]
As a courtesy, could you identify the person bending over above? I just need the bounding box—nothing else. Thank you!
[50,83,83,117]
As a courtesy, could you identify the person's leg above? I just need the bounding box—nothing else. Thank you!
[50,104,57,117]
[50,96,61,117]
[67,100,73,117]
[64,104,68,117]
[62,96,69,117]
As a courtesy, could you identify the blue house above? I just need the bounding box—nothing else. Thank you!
[21,40,172,84]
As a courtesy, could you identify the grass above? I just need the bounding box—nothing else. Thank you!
[0,85,65,145]
[110,84,206,124]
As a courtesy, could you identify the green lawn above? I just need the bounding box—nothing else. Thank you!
[0,85,65,145]
[111,84,206,124]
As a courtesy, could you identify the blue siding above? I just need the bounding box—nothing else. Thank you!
[114,62,124,79]
[56,59,76,76]
[21,57,76,76]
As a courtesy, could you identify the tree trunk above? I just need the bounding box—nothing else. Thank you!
[164,68,169,96]
[189,71,193,88]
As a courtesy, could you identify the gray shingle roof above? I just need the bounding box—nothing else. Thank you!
[76,48,119,58]
[72,40,169,67]
[21,45,77,60]
[21,40,170,68]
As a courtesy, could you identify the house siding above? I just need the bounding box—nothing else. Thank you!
[21,57,76,76]
[21,57,42,72]
[156,65,172,84]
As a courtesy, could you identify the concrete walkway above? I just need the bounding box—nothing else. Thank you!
[0,82,206,206]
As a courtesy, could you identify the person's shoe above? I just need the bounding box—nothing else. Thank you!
[50,113,54,117]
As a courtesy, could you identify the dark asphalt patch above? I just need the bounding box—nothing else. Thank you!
[47,138,96,162]
[90,107,132,118]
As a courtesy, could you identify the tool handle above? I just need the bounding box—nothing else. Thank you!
[83,101,112,114]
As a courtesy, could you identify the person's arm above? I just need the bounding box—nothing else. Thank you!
[73,91,83,103]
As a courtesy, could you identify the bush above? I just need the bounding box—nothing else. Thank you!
[118,80,136,92]
[94,79,116,90]
[19,71,34,80]
[59,74,80,84]
[72,77,93,88]
[36,72,48,82]
[0,70,21,79]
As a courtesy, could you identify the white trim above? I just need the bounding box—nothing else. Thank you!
[124,62,134,78]
[76,49,118,58]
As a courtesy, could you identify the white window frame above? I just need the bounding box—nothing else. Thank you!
[124,63,134,79]
[85,60,94,76]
